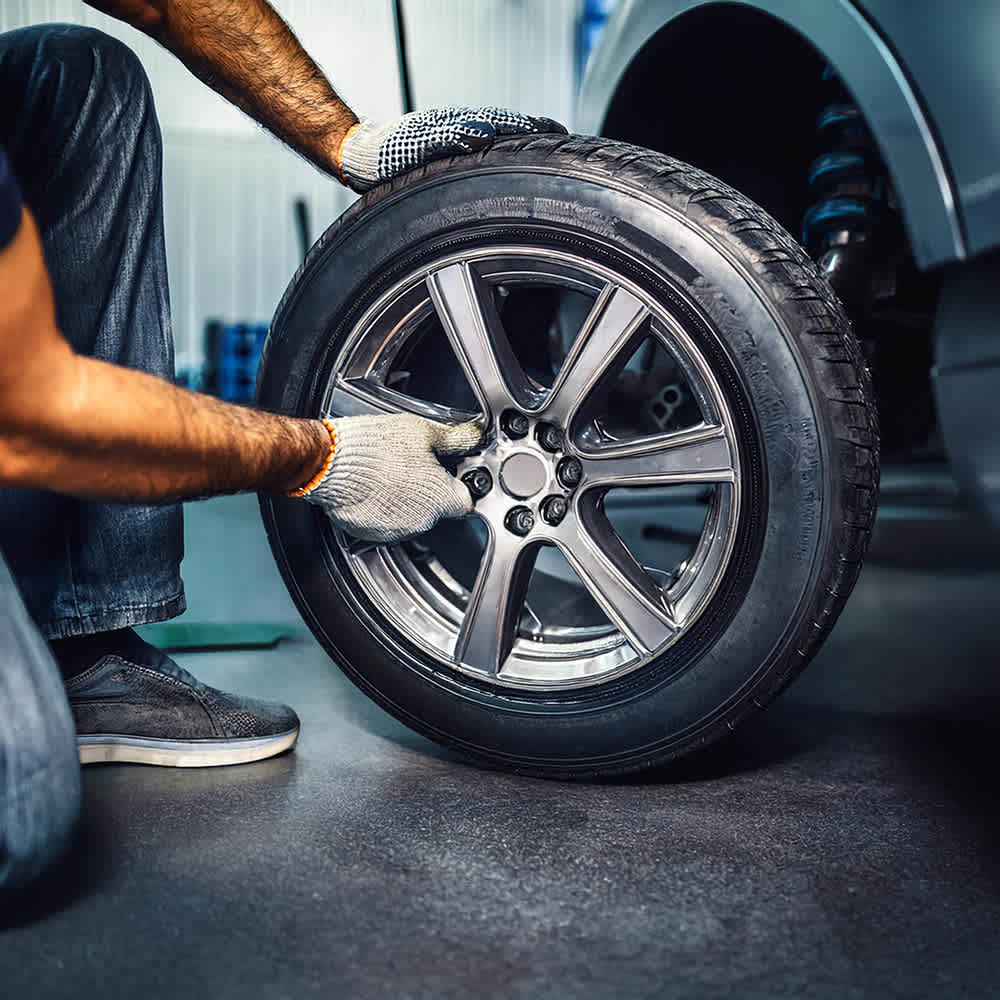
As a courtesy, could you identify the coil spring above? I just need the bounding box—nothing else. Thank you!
[802,67,899,316]
[803,68,891,255]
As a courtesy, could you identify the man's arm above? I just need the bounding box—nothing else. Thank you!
[0,204,478,543]
[0,205,328,501]
[83,0,566,190]
[84,0,357,175]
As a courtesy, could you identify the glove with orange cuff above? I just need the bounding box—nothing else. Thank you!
[289,413,482,544]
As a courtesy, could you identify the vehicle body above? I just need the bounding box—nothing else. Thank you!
[578,0,1000,522]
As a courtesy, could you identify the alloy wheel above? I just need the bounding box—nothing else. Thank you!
[321,247,741,691]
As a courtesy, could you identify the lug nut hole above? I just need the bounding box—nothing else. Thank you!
[540,494,568,525]
[504,505,535,536]
[461,467,493,500]
[536,422,563,452]
[556,456,583,489]
[500,409,530,439]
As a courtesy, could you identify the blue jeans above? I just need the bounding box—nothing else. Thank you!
[0,25,185,890]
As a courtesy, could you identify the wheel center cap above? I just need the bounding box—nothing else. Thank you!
[499,452,547,499]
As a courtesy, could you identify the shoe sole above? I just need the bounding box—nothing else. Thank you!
[78,727,299,767]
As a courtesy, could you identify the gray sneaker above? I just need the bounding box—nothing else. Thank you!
[65,647,299,768]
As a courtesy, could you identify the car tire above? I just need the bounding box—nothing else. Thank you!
[257,134,879,778]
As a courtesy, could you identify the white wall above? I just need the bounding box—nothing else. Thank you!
[0,0,578,377]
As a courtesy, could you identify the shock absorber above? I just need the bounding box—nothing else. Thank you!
[804,69,939,454]
[802,67,899,319]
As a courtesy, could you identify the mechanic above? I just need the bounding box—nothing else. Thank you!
[0,0,565,893]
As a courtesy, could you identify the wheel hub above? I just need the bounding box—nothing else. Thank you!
[499,451,548,499]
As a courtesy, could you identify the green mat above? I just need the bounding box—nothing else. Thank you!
[136,621,305,652]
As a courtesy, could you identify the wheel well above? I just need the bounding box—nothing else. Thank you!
[600,4,943,457]
[601,3,827,245]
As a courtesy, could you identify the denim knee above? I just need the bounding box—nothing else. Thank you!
[0,24,162,217]
[48,25,159,156]
[38,25,152,114]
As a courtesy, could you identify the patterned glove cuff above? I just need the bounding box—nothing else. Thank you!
[286,418,339,498]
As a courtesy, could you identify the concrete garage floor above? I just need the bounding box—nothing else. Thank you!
[2,483,1000,998]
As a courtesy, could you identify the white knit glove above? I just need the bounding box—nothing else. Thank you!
[299,414,483,544]
[337,107,567,192]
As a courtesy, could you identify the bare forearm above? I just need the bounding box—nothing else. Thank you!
[0,353,327,501]
[0,207,327,502]
[86,0,357,175]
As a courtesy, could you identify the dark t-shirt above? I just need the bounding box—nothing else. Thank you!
[0,145,23,249]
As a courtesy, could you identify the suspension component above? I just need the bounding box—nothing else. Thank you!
[802,68,900,319]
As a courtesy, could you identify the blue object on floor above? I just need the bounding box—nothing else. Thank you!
[215,322,268,403]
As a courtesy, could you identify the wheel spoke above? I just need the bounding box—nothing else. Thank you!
[426,262,537,418]
[327,376,474,425]
[454,533,537,675]
[579,423,735,489]
[544,284,648,426]
[556,506,676,654]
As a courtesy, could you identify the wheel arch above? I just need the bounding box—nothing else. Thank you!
[576,0,965,271]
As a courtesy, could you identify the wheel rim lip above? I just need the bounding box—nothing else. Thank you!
[321,245,742,691]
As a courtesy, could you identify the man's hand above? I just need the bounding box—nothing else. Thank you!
[336,107,568,192]
[300,414,483,545]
